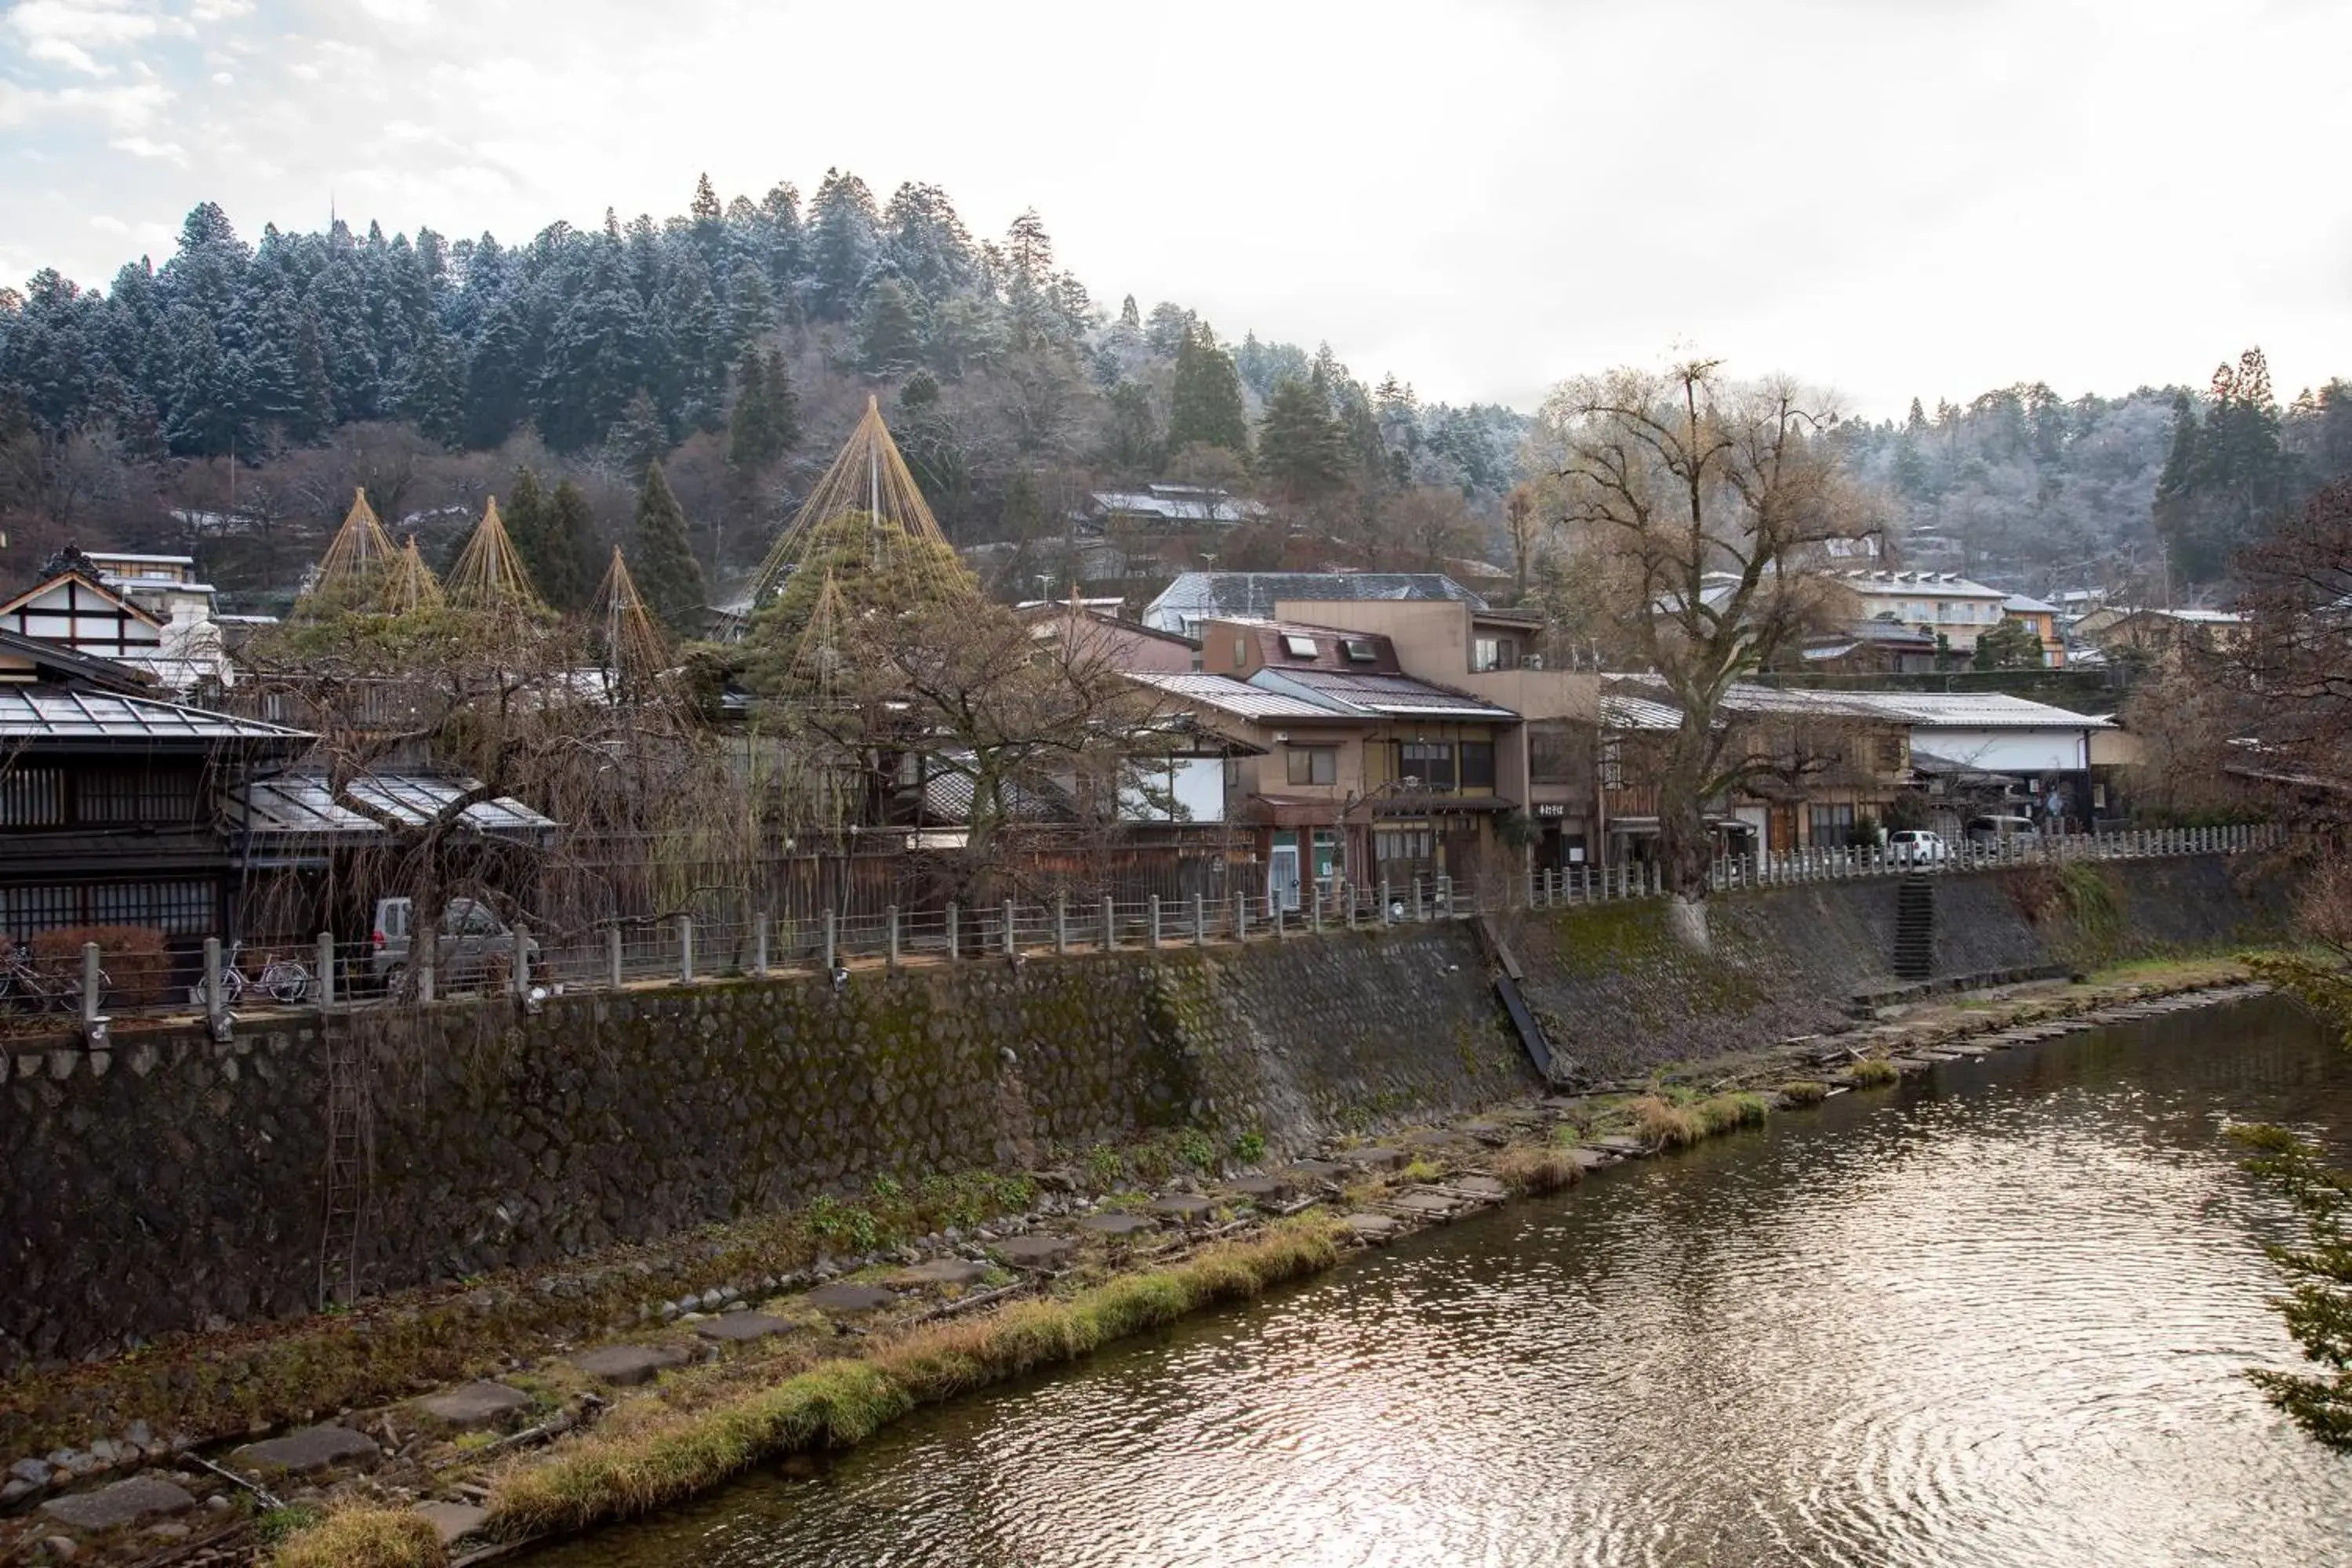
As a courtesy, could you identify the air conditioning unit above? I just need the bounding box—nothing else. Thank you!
[1523,655,1544,670]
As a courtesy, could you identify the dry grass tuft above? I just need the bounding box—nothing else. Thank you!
[1847,1057,1901,1087]
[1629,1094,1708,1149]
[1693,1092,1770,1134]
[1778,1080,1830,1105]
[1493,1144,1586,1195]
[477,1217,1341,1543]
[270,1507,447,1568]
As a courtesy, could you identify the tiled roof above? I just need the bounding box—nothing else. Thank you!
[0,688,310,745]
[1602,694,1681,731]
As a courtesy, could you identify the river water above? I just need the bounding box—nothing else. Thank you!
[536,996,2352,1568]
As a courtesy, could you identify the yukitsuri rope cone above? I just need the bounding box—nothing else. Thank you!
[445,496,545,613]
[590,546,670,691]
[309,488,397,596]
[746,394,973,605]
[381,535,445,616]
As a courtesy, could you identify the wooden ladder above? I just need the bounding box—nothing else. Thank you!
[316,1016,368,1309]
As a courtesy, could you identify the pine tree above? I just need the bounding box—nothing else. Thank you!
[857,278,924,372]
[543,480,598,612]
[727,344,797,472]
[289,299,334,441]
[502,466,557,604]
[397,309,466,446]
[631,461,707,634]
[808,167,880,321]
[1166,323,1248,461]
[691,172,722,225]
[608,387,670,480]
[1258,376,1348,500]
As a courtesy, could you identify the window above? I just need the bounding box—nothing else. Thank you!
[1343,638,1378,663]
[1399,741,1454,790]
[78,764,201,824]
[1286,746,1338,786]
[1281,633,1319,659]
[1459,740,1497,789]
[1809,803,1857,845]
[1873,734,1906,773]
[1374,826,1432,866]
[0,879,216,942]
[1529,724,1583,786]
[1472,637,1515,672]
[0,768,65,827]
[1599,739,1625,790]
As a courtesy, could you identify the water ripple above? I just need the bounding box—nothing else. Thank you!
[539,1000,2352,1568]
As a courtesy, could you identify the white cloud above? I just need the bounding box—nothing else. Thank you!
[25,34,105,71]
[187,0,252,19]
[6,0,160,49]
[111,132,184,162]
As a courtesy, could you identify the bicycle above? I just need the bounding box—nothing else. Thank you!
[0,945,112,1013]
[188,942,312,1009]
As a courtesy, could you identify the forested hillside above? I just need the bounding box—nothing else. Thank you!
[0,173,1526,609]
[1836,356,2352,597]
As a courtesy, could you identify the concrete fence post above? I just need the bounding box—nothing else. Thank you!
[1004,901,1018,957]
[607,926,623,989]
[1344,881,1357,930]
[511,924,532,1000]
[1232,888,1247,941]
[1149,895,1162,949]
[1101,895,1116,951]
[1438,873,1453,916]
[1412,876,1426,922]
[419,931,437,1004]
[1054,894,1068,955]
[946,903,960,962]
[203,937,226,1030]
[1310,885,1323,934]
[317,932,336,1009]
[677,915,695,983]
[823,909,838,973]
[887,905,902,970]
[753,913,770,977]
[1193,893,1207,947]
[82,941,103,1029]
[1381,877,1394,925]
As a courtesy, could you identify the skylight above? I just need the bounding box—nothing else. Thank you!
[1343,638,1378,662]
[1282,633,1318,659]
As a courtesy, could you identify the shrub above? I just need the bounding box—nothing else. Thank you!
[1232,1130,1267,1163]
[1629,1094,1706,1149]
[31,924,170,1006]
[1693,1092,1769,1134]
[1848,1057,1900,1087]
[1494,1144,1584,1194]
[1778,1080,1830,1105]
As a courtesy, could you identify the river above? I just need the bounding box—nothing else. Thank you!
[534,996,2352,1567]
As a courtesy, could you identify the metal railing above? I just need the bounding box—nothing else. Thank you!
[0,822,2284,1037]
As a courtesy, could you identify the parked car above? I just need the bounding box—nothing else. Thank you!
[1964,814,2042,847]
[1888,829,1948,866]
[371,897,539,993]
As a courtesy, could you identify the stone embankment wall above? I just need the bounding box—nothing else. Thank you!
[0,925,1519,1371]
[1505,853,2292,1078]
[0,853,2285,1371]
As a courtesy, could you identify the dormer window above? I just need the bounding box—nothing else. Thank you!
[1281,633,1319,659]
[1343,638,1377,663]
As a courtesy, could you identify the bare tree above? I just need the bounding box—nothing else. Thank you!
[1535,359,1874,928]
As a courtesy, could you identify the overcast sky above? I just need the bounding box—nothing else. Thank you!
[4,0,2347,419]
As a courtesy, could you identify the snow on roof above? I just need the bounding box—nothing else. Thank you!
[2002,593,2060,614]
[1127,671,1357,723]
[1837,570,2009,598]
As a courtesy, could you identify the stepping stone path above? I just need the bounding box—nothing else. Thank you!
[695,1310,790,1344]
[568,1345,690,1387]
[415,1381,532,1429]
[1341,1212,1400,1240]
[1450,1175,1509,1199]
[806,1283,895,1314]
[38,1475,195,1531]
[1344,1147,1407,1171]
[1593,1137,1646,1156]
[230,1424,379,1475]
[1392,1192,1460,1217]
[1076,1213,1157,1237]
[416,1501,490,1545]
[889,1258,989,1288]
[1228,1175,1294,1205]
[995,1234,1074,1268]
[1564,1148,1611,1171]
[1149,1193,1218,1221]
